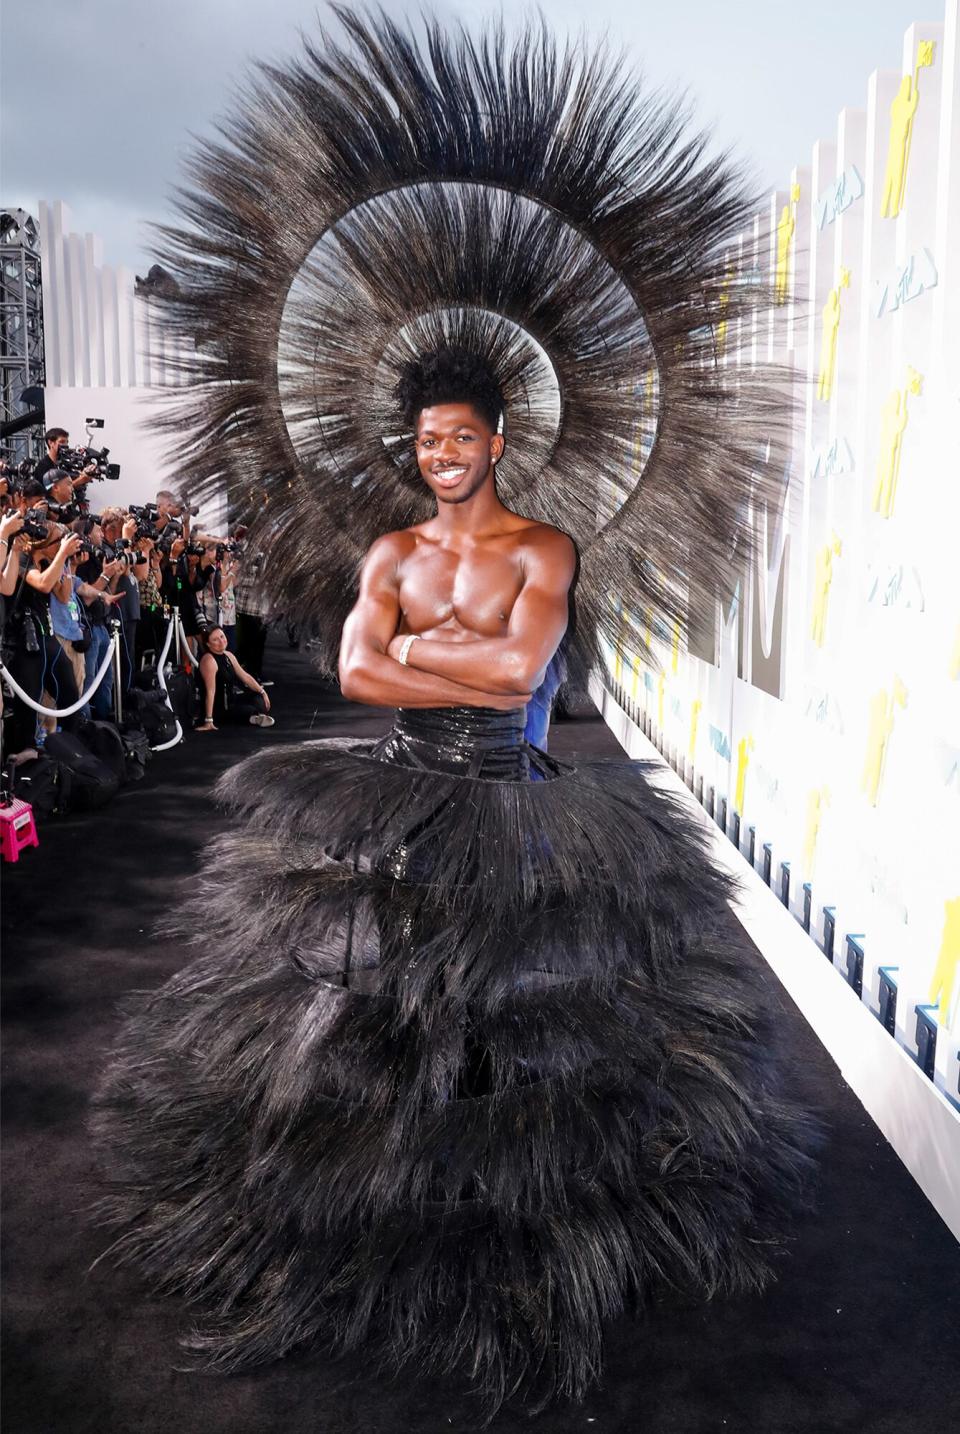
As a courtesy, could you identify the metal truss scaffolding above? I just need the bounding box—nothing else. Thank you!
[0,208,44,465]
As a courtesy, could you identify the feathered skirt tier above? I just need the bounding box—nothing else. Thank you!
[91,706,816,1410]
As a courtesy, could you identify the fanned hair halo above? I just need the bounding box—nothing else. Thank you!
[150,4,791,680]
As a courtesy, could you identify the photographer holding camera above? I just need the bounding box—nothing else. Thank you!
[1,510,26,627]
[3,523,84,754]
[74,517,125,719]
[98,507,147,695]
[34,429,98,496]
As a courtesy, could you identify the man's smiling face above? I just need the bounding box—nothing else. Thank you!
[415,402,504,505]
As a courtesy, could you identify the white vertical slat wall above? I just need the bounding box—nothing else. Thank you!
[605,2,960,1116]
[37,201,187,391]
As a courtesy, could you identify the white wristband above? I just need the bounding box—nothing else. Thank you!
[398,634,419,666]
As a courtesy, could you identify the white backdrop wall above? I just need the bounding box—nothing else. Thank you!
[41,387,184,513]
[606,3,960,1112]
[37,201,220,526]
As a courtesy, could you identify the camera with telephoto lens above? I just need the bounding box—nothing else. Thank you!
[46,500,82,524]
[157,521,185,556]
[128,503,161,541]
[78,538,108,561]
[186,543,206,557]
[114,537,145,565]
[21,516,50,542]
[216,541,244,561]
[58,445,120,482]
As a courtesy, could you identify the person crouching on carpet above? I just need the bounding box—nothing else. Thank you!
[195,626,273,731]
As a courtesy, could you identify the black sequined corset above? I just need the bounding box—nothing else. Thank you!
[370,706,559,782]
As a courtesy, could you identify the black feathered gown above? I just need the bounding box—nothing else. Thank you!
[92,705,815,1409]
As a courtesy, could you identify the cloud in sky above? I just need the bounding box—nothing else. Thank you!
[3,0,933,272]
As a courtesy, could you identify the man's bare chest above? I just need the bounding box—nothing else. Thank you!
[398,544,525,636]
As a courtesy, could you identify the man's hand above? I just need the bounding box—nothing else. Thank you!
[102,592,124,608]
[102,557,124,579]
[59,533,83,560]
[0,511,24,543]
[121,516,137,541]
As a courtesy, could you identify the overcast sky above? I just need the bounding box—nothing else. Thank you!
[3,0,938,274]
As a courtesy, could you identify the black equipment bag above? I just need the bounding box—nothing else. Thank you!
[11,753,72,818]
[43,732,119,810]
[125,688,179,746]
[164,669,197,728]
[118,723,151,782]
[76,718,127,784]
[135,665,160,691]
[136,663,195,729]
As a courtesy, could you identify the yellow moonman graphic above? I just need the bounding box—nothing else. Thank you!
[860,676,908,807]
[801,785,830,878]
[631,651,642,703]
[816,268,851,401]
[881,43,935,220]
[873,367,923,518]
[689,699,702,763]
[734,734,755,814]
[671,620,681,674]
[927,896,960,1027]
[774,196,797,305]
[811,533,843,647]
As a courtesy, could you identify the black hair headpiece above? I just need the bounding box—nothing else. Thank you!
[145,4,791,681]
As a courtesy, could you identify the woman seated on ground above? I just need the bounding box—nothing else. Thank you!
[196,626,274,732]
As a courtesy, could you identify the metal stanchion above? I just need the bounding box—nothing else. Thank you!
[110,619,124,726]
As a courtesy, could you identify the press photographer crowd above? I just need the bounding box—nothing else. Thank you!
[0,425,278,824]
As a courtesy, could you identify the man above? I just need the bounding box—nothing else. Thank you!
[94,349,813,1409]
[33,428,97,495]
[339,357,574,710]
[41,467,75,508]
[99,507,148,693]
[13,478,49,515]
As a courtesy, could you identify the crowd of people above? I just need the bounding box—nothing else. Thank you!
[0,426,278,767]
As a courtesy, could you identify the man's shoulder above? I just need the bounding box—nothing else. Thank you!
[366,527,420,558]
[514,519,576,565]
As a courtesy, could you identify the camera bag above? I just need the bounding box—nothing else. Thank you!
[11,752,72,818]
[124,688,179,746]
[118,723,151,782]
[76,718,127,784]
[163,669,198,728]
[135,663,196,729]
[44,731,120,810]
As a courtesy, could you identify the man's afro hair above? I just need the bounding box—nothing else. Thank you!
[395,346,504,432]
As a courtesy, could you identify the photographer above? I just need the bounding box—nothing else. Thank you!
[50,539,124,706]
[14,478,50,516]
[4,525,83,754]
[34,428,97,495]
[1,511,26,629]
[196,626,273,731]
[74,517,125,719]
[99,507,147,693]
[136,541,166,667]
[191,539,241,652]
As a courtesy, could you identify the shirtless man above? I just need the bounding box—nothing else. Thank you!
[339,350,576,710]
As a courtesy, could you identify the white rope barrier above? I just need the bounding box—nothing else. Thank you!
[0,631,119,718]
[149,617,185,752]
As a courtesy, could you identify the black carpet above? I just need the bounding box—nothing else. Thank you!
[3,640,958,1434]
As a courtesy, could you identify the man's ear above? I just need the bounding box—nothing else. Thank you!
[491,433,505,465]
